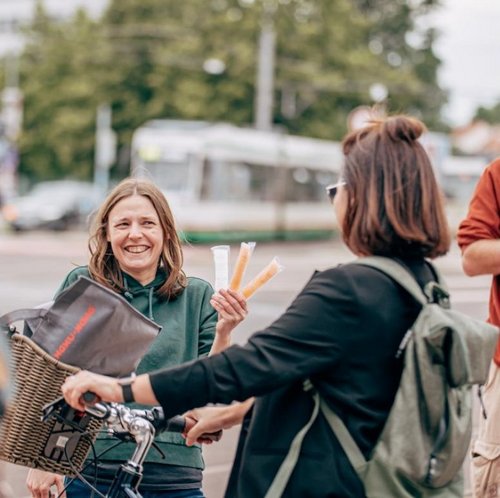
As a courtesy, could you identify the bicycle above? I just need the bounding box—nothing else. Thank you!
[41,393,221,498]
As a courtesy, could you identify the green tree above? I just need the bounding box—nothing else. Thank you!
[98,0,448,142]
[351,0,448,130]
[474,101,500,124]
[14,0,448,183]
[18,3,111,181]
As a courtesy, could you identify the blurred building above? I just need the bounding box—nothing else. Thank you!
[452,121,500,158]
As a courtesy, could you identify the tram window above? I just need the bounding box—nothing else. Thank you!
[284,168,336,202]
[144,161,190,192]
[249,164,276,201]
[200,160,276,201]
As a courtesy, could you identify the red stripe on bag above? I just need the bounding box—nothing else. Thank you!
[53,305,96,360]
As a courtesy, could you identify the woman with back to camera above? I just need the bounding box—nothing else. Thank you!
[26,178,247,498]
[62,115,451,498]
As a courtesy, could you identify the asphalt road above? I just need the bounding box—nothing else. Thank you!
[0,229,490,497]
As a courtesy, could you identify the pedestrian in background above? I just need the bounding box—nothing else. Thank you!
[26,177,247,498]
[61,115,451,498]
[457,157,500,498]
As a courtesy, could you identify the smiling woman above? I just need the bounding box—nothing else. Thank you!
[106,195,165,285]
[26,177,248,498]
[88,178,186,300]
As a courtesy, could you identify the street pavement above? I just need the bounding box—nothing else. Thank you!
[0,227,490,497]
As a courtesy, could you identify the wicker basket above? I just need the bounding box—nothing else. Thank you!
[0,333,102,475]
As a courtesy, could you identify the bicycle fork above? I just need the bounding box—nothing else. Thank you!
[106,416,155,498]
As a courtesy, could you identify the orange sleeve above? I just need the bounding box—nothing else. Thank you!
[457,159,500,251]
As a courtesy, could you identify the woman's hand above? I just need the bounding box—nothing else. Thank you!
[210,289,247,353]
[61,371,122,410]
[62,371,158,410]
[26,469,65,498]
[183,399,254,446]
[183,412,223,445]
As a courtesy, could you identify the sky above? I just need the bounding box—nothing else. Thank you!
[428,0,500,126]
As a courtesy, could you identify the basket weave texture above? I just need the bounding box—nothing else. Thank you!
[0,333,102,475]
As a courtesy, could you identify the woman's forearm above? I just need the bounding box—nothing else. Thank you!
[462,239,500,276]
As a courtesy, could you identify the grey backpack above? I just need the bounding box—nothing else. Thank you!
[265,256,499,498]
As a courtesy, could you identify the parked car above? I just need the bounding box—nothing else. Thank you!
[1,180,99,231]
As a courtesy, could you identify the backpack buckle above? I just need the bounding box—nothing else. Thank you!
[424,282,450,309]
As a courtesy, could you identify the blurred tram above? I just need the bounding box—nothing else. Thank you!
[130,120,343,242]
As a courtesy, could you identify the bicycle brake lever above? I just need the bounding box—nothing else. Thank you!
[150,441,167,460]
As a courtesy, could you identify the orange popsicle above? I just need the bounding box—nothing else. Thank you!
[229,242,256,292]
[242,257,284,299]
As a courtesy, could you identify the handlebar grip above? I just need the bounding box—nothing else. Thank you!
[203,430,223,442]
[82,391,99,405]
[164,415,186,433]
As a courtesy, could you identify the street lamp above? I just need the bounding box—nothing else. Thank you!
[369,83,388,104]
[203,58,226,75]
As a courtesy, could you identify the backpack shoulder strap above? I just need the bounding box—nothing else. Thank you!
[264,381,367,498]
[264,381,322,498]
[353,256,431,306]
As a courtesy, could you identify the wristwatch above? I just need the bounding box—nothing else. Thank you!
[118,373,137,403]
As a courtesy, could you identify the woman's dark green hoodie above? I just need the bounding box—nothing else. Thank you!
[57,266,217,474]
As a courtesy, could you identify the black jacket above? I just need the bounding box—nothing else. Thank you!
[150,258,436,497]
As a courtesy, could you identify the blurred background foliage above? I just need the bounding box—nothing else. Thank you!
[11,0,447,183]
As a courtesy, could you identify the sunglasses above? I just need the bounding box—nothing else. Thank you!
[325,181,346,202]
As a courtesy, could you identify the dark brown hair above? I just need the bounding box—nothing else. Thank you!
[340,115,450,258]
[88,178,187,298]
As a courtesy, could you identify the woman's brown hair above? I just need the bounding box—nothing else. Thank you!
[340,115,450,258]
[88,178,187,299]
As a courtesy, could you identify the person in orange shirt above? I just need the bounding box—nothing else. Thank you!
[457,157,500,498]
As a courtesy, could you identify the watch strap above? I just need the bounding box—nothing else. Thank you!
[119,373,136,403]
[122,383,134,403]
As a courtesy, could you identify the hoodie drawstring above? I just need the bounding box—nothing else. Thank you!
[123,277,155,321]
[148,287,154,321]
[123,278,133,300]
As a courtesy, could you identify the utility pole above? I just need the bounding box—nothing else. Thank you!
[0,53,22,203]
[94,104,116,198]
[254,1,276,131]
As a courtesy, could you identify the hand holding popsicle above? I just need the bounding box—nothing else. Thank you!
[211,289,248,339]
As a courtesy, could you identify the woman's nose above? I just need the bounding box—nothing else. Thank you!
[128,223,143,237]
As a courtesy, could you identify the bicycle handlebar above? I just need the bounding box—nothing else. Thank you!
[81,392,186,436]
[42,394,222,497]
[42,393,187,476]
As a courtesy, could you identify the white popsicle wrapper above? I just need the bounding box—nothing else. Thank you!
[242,256,284,299]
[211,245,230,291]
[229,242,256,292]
